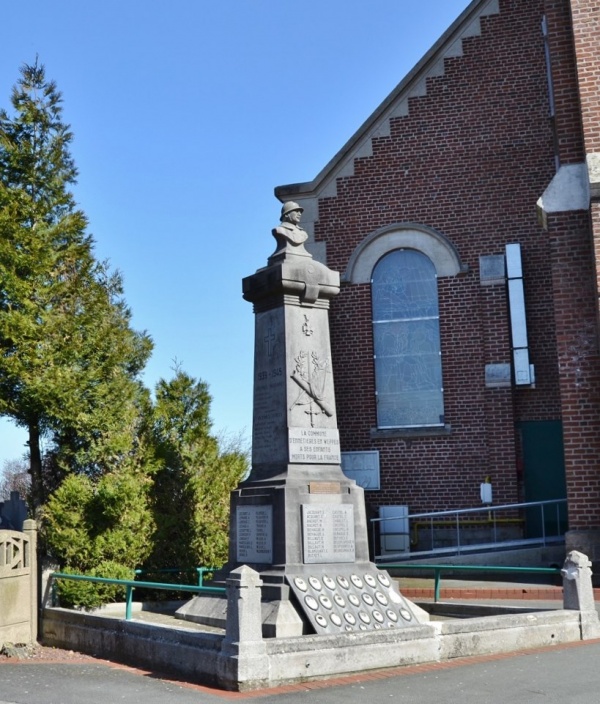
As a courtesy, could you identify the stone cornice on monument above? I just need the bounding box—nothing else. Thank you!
[243,255,340,311]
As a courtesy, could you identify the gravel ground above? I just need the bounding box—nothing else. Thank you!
[0,642,108,664]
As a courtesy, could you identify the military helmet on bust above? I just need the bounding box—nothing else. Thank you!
[280,201,304,219]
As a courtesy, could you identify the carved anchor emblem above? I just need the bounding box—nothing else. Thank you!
[302,314,313,336]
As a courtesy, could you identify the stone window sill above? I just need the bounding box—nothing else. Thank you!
[370,425,452,440]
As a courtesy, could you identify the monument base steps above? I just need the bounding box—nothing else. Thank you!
[176,564,430,638]
[175,593,307,637]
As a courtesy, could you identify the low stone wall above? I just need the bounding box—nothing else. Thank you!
[437,609,582,660]
[41,605,593,690]
[267,608,591,683]
[42,608,224,686]
[41,552,600,691]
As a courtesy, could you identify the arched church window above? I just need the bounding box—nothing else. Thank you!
[371,249,444,428]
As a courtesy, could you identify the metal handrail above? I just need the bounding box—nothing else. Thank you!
[50,571,225,620]
[134,566,219,587]
[374,498,567,522]
[378,563,562,602]
[372,498,568,560]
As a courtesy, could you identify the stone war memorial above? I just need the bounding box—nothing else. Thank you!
[180,201,424,637]
[231,201,423,635]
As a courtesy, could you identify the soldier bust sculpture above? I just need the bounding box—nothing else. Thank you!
[270,201,310,260]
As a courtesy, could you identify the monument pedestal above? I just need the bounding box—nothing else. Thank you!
[229,468,370,573]
[224,467,421,636]
[226,465,371,635]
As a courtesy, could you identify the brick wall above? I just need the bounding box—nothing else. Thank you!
[547,210,600,529]
[271,0,600,541]
[319,0,564,514]
[544,0,586,164]
[569,0,600,153]
[558,0,600,533]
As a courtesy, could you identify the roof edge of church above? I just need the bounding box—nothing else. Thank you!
[274,0,497,202]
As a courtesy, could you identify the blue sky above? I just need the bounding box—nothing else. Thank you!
[1,0,470,466]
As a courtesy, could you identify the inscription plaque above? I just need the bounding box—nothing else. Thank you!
[341,451,381,490]
[236,505,273,563]
[485,363,511,388]
[289,427,341,464]
[252,309,287,465]
[309,481,341,494]
[302,504,355,564]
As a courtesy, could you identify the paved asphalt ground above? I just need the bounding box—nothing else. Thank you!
[2,639,600,704]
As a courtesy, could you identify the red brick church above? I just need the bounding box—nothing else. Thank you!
[275,0,600,560]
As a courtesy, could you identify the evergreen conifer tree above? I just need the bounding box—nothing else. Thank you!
[146,370,248,571]
[0,61,152,506]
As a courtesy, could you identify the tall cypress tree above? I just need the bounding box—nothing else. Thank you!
[0,61,152,507]
[146,370,248,570]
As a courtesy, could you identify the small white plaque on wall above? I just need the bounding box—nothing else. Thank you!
[485,363,511,388]
[341,451,380,490]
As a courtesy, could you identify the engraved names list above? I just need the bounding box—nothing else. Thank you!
[236,505,273,563]
[301,504,355,564]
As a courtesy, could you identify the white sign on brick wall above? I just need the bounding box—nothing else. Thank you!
[341,451,380,490]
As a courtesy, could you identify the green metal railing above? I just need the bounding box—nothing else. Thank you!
[50,571,225,620]
[51,563,563,617]
[378,563,562,602]
[134,566,219,588]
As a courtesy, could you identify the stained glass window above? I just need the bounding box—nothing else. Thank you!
[372,249,444,428]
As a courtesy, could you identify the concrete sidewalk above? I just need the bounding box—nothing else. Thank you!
[2,639,600,703]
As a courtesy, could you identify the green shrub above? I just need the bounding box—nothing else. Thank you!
[44,469,154,608]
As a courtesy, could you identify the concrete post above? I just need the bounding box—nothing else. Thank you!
[562,550,595,610]
[561,550,600,640]
[23,519,38,643]
[218,565,269,690]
